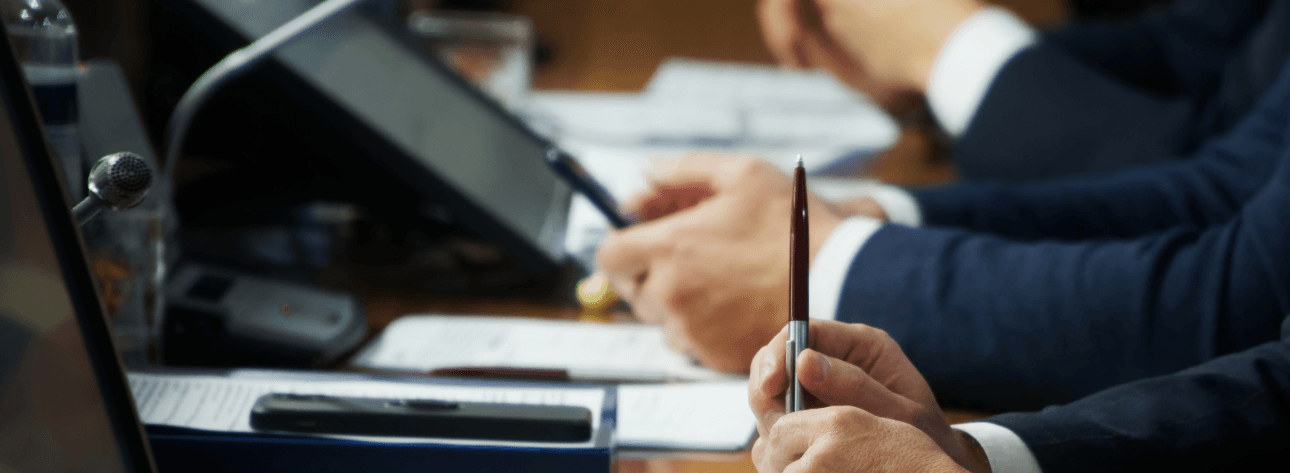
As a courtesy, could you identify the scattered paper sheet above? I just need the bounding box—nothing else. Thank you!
[616,381,757,451]
[349,315,742,383]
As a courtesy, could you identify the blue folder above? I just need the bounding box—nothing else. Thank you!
[142,374,616,473]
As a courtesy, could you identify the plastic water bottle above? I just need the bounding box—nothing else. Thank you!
[2,0,82,198]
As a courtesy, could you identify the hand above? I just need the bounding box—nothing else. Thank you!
[757,0,985,103]
[748,320,990,472]
[595,154,844,373]
[752,406,969,472]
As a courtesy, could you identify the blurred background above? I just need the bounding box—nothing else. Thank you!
[42,0,1178,366]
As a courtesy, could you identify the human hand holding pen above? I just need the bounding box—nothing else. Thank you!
[747,320,989,473]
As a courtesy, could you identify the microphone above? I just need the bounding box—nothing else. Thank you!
[73,151,153,225]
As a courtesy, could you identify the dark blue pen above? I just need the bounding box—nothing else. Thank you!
[545,148,633,229]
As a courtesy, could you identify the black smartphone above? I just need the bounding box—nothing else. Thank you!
[544,148,633,229]
[249,393,593,442]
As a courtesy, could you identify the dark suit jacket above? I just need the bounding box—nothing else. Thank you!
[836,56,1290,411]
[954,0,1290,181]
[985,314,1290,471]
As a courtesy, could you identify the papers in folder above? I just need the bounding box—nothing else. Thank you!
[344,315,757,451]
[129,370,758,452]
[128,371,606,449]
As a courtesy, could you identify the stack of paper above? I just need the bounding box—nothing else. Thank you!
[129,370,757,452]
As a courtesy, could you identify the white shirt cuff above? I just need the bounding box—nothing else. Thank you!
[811,179,923,227]
[954,422,1044,473]
[808,217,884,321]
[926,6,1037,137]
[862,185,921,227]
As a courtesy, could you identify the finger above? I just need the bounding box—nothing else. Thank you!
[752,325,795,437]
[806,320,907,372]
[658,315,699,361]
[749,343,787,438]
[644,154,772,194]
[596,216,686,302]
[758,324,793,398]
[619,188,658,216]
[595,232,646,303]
[757,0,807,67]
[762,409,847,473]
[796,349,918,420]
[621,185,714,222]
[806,321,937,409]
[597,181,747,302]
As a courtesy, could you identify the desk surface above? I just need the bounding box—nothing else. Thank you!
[358,291,990,473]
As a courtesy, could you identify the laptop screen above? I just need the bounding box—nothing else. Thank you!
[0,31,155,472]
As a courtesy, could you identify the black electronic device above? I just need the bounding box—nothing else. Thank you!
[157,0,573,278]
[250,393,593,442]
[0,29,609,473]
[545,149,632,229]
[0,29,158,471]
[164,263,366,368]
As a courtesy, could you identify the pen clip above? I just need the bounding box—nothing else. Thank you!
[785,338,796,413]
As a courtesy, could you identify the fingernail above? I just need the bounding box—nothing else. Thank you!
[761,350,776,383]
[812,351,829,380]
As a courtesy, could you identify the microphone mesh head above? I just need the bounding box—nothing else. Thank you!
[87,152,153,210]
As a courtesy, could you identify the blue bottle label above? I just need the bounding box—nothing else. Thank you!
[23,65,78,125]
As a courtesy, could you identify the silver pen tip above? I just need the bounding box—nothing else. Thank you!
[796,154,803,167]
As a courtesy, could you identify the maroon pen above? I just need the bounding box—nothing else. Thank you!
[786,154,808,413]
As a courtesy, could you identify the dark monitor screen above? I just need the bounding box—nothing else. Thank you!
[0,30,155,473]
[169,0,572,275]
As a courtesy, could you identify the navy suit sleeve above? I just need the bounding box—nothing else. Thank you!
[985,316,1290,472]
[912,46,1290,241]
[836,142,1290,411]
[953,0,1281,181]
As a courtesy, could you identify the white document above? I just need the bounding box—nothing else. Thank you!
[527,92,897,151]
[526,93,744,144]
[644,58,869,109]
[525,58,897,152]
[349,315,742,383]
[128,370,757,452]
[616,381,757,451]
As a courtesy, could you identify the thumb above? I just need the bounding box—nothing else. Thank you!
[796,349,919,421]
